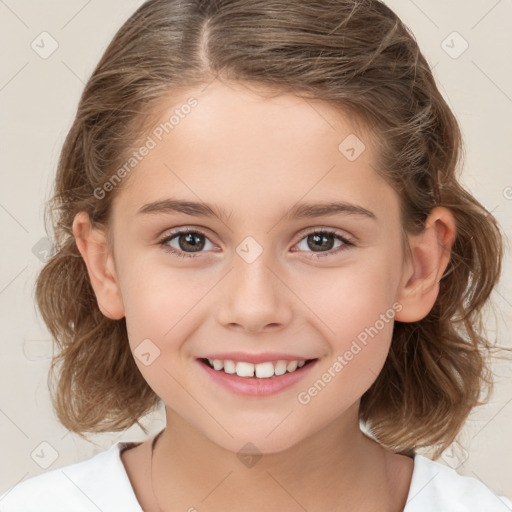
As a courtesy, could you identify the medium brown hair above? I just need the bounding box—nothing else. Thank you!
[35,0,506,458]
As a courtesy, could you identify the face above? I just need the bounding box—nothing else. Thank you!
[103,80,409,454]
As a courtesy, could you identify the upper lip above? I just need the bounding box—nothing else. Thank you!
[199,352,317,364]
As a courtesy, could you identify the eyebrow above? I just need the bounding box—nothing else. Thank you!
[137,199,233,222]
[283,201,376,221]
[136,198,376,222]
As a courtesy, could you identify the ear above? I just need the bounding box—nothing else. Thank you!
[72,211,125,320]
[394,207,457,323]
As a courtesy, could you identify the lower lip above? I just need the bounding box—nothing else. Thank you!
[196,358,319,397]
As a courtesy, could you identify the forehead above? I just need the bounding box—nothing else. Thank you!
[111,80,395,221]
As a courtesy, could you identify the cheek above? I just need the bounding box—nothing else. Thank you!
[119,255,203,340]
[119,266,193,399]
[293,248,400,339]
[118,259,216,394]
[293,249,399,389]
[296,278,397,418]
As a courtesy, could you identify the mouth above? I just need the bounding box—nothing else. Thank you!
[198,357,317,378]
[196,356,319,397]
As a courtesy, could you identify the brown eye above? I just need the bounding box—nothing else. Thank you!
[174,232,206,252]
[294,229,354,259]
[158,229,213,259]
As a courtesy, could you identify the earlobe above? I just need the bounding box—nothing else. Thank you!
[72,212,125,320]
[394,207,457,323]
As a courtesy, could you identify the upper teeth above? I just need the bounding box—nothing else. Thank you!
[207,359,306,378]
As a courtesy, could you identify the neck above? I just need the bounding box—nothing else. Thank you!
[150,403,403,511]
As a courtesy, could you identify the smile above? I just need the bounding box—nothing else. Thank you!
[197,357,319,397]
[202,358,313,378]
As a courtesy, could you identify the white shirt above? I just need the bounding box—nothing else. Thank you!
[1,441,511,511]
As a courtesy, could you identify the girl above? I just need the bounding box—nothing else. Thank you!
[1,0,511,510]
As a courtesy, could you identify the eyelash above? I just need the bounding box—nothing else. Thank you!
[157,227,354,260]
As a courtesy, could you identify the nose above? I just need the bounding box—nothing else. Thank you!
[215,251,293,334]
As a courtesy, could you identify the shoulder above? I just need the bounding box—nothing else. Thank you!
[0,441,143,512]
[404,453,512,512]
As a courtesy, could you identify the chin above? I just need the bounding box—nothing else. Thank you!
[204,427,304,456]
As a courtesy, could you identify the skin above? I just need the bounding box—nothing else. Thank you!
[73,79,456,511]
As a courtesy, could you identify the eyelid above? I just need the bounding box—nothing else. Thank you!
[159,225,219,244]
[158,225,355,246]
[157,225,356,260]
[295,225,355,243]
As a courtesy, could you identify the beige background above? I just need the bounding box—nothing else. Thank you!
[1,0,511,499]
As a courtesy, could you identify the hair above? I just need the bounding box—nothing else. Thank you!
[35,0,507,458]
